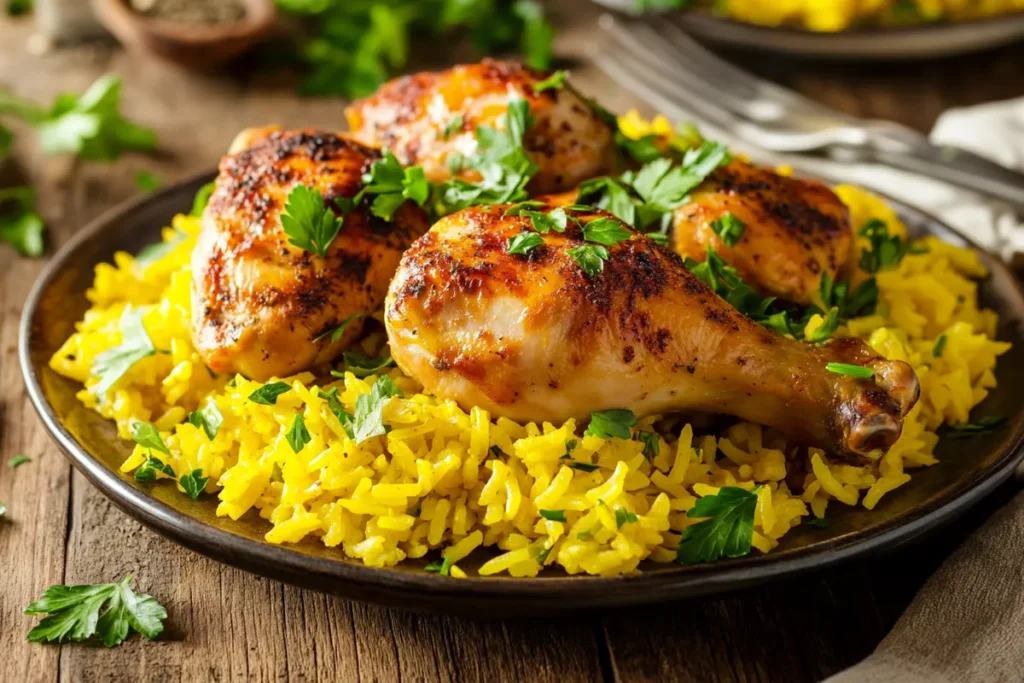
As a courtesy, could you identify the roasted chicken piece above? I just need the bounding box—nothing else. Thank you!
[345,59,617,194]
[384,206,919,456]
[191,128,430,380]
[670,159,853,306]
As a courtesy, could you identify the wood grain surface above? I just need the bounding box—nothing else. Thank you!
[2,3,1022,681]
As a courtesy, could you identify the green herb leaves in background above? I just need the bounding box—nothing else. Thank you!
[0,186,44,256]
[277,0,554,99]
[280,185,346,258]
[585,409,637,440]
[90,308,157,397]
[6,0,33,17]
[135,170,161,192]
[25,577,167,647]
[190,181,216,217]
[677,486,758,564]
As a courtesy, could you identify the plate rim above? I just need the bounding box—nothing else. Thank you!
[19,169,1024,609]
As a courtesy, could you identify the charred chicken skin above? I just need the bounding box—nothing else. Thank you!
[345,59,617,195]
[191,128,430,381]
[384,205,919,457]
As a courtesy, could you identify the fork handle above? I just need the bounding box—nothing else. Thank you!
[869,143,1024,213]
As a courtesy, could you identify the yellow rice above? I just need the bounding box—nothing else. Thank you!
[50,143,1010,578]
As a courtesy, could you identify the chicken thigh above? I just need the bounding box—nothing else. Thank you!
[345,59,617,194]
[192,128,430,380]
[384,206,919,457]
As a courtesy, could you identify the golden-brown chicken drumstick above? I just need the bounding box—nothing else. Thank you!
[671,159,853,306]
[384,206,918,457]
[345,59,616,194]
[191,127,430,380]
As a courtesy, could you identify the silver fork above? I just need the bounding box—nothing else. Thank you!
[592,14,1024,212]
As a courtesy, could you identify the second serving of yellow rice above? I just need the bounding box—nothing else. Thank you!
[49,115,1010,578]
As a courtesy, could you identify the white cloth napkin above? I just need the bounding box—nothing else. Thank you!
[821,97,1024,683]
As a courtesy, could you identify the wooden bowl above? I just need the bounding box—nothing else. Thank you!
[92,0,276,70]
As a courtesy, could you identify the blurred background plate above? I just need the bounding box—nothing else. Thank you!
[592,1,1024,59]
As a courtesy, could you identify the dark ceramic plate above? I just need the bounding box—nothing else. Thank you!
[20,171,1024,615]
[593,2,1024,59]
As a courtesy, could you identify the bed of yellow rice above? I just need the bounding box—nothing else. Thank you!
[49,160,1010,579]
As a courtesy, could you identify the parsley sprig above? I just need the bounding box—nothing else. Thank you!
[677,486,759,564]
[280,185,347,258]
[90,307,157,397]
[24,577,167,647]
[0,186,44,257]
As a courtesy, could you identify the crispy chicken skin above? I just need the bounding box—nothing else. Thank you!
[191,128,430,381]
[345,59,617,194]
[384,206,919,457]
[671,159,853,305]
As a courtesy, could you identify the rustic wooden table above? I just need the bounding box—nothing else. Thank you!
[2,4,1023,681]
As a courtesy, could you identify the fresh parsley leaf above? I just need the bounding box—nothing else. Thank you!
[134,171,161,192]
[826,362,874,379]
[338,350,395,378]
[187,401,223,441]
[24,576,167,647]
[442,114,464,139]
[133,456,175,482]
[248,381,292,405]
[361,150,431,219]
[90,308,156,396]
[806,307,839,344]
[844,277,879,318]
[567,243,608,277]
[646,231,670,246]
[633,142,730,214]
[576,176,637,226]
[190,181,215,217]
[532,70,567,93]
[946,415,1006,438]
[585,409,637,440]
[0,186,45,257]
[130,420,170,455]
[581,216,631,246]
[9,454,31,468]
[806,517,830,529]
[561,439,578,460]
[568,461,600,472]
[280,184,345,258]
[615,131,663,163]
[524,207,569,233]
[317,386,355,438]
[932,333,948,358]
[178,469,209,499]
[677,486,758,564]
[7,0,32,17]
[539,509,566,522]
[352,375,402,444]
[615,508,639,528]
[286,412,312,453]
[314,312,363,343]
[513,0,554,69]
[710,213,745,247]
[424,553,452,576]
[636,432,659,461]
[858,219,914,273]
[507,231,544,255]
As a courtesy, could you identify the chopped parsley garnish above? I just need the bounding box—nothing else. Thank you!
[615,131,662,163]
[826,362,874,379]
[932,333,948,358]
[280,185,346,258]
[285,413,311,453]
[710,213,745,247]
[858,219,917,273]
[539,509,567,522]
[806,517,830,529]
[130,420,170,455]
[507,231,544,255]
[424,553,452,576]
[805,307,839,344]
[337,350,395,378]
[8,454,31,468]
[190,181,215,216]
[134,170,161,192]
[568,461,600,472]
[317,387,355,439]
[442,114,464,139]
[248,381,292,405]
[633,142,731,213]
[133,457,174,483]
[178,470,209,500]
[585,409,637,440]
[532,70,567,93]
[946,415,1006,438]
[577,176,636,226]
[352,375,402,444]
[524,207,569,233]
[636,432,660,461]
[567,243,609,277]
[0,186,44,257]
[646,231,670,246]
[581,216,631,245]
[24,576,167,647]
[615,508,639,528]
[361,149,431,220]
[187,401,222,441]
[677,486,758,564]
[439,90,539,211]
[314,312,363,343]
[90,307,156,396]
